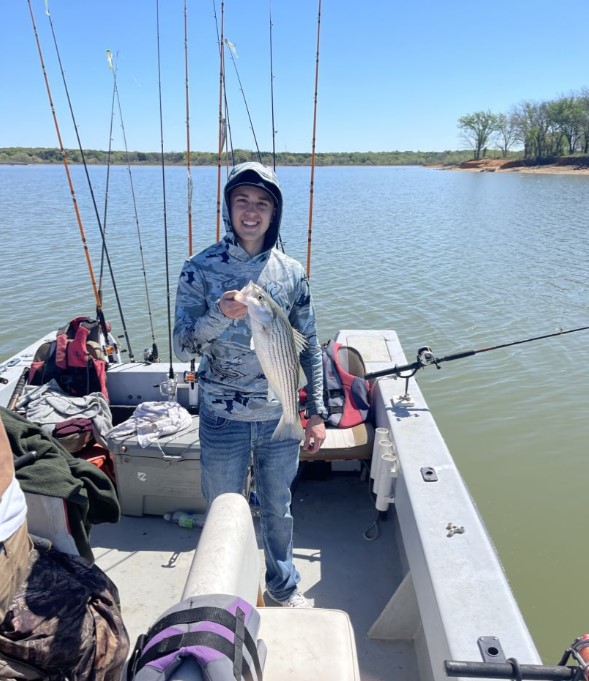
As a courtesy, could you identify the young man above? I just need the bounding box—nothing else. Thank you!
[173,162,326,608]
[0,418,31,623]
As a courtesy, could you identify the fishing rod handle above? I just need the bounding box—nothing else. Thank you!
[444,660,575,680]
[365,361,419,380]
[437,350,477,362]
[14,450,39,471]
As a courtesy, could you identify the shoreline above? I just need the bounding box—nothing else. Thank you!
[439,158,589,175]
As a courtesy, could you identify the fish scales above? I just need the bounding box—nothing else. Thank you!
[267,323,299,412]
[260,312,298,409]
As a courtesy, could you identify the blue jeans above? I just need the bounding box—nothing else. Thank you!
[199,405,301,602]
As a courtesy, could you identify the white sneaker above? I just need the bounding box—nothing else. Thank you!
[268,589,312,608]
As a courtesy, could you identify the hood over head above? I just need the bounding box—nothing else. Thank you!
[223,162,283,253]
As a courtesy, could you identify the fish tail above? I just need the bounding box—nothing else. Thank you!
[271,414,304,443]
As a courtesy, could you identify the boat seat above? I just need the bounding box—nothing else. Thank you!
[258,608,360,680]
[179,492,361,680]
[300,421,374,462]
[300,337,373,463]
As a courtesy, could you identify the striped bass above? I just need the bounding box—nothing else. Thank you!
[235,281,307,442]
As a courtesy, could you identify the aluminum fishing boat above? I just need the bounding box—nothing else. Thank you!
[0,327,549,681]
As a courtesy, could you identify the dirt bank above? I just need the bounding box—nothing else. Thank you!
[444,157,589,175]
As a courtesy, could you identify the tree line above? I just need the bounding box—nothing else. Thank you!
[0,146,476,167]
[458,87,589,161]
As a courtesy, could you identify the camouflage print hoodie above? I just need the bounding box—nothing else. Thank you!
[173,162,326,422]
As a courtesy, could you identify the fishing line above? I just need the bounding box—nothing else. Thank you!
[155,0,174,381]
[222,32,286,253]
[224,38,262,162]
[107,51,159,362]
[27,0,109,347]
[223,88,235,167]
[306,0,322,279]
[40,1,135,361]
[100,50,117,294]
[184,0,194,257]
[365,324,589,381]
[212,3,236,174]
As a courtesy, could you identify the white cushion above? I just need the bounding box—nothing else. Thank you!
[258,608,361,680]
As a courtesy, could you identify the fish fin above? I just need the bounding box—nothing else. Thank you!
[250,336,255,350]
[271,415,304,443]
[292,328,308,356]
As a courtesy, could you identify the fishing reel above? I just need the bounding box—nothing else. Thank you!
[143,343,160,364]
[416,346,437,367]
[159,376,178,401]
[390,347,436,409]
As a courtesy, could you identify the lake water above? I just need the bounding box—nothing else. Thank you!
[1,163,588,661]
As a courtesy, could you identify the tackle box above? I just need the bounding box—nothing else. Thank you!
[108,415,207,517]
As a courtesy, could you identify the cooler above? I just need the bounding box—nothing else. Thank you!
[108,415,206,517]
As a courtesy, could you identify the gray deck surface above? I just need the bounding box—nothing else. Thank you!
[92,463,418,681]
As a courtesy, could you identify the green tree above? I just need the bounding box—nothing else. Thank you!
[493,113,517,157]
[511,101,549,159]
[458,111,498,160]
[549,95,587,154]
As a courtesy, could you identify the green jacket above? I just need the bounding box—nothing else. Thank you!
[1,406,120,562]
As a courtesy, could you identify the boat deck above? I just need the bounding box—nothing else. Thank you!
[92,464,418,681]
[2,329,542,681]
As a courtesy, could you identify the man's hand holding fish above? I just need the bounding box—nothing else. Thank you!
[218,290,248,319]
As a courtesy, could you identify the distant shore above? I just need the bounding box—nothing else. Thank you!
[440,157,589,175]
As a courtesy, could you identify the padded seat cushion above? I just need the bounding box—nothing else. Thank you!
[300,422,374,462]
[258,607,360,680]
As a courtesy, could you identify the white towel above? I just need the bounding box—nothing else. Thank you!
[106,401,192,448]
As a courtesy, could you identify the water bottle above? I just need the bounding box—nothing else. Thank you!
[163,511,205,529]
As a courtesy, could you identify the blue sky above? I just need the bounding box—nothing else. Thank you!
[3,0,589,154]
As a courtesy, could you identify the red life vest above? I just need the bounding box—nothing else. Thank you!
[300,340,371,428]
[322,340,370,427]
[28,317,109,400]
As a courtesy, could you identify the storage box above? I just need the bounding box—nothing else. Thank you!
[109,415,206,517]
[106,362,198,410]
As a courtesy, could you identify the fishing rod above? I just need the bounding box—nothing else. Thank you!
[365,324,589,382]
[306,0,322,279]
[27,0,115,358]
[183,0,197,406]
[445,633,589,681]
[155,0,176,391]
[39,1,135,362]
[269,1,277,169]
[215,0,226,242]
[184,0,194,258]
[107,50,159,363]
[265,4,286,254]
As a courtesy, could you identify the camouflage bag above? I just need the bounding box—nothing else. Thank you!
[0,540,129,681]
